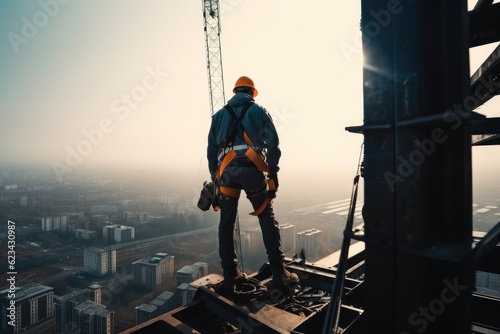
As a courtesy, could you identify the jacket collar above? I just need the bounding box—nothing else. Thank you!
[227,92,254,108]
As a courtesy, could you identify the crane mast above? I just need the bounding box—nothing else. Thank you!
[202,0,243,271]
[202,0,226,115]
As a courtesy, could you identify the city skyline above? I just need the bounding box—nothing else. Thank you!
[1,164,499,332]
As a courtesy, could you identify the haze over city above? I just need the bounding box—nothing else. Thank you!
[1,0,499,199]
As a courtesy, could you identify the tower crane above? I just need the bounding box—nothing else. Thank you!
[202,0,244,271]
[202,0,226,115]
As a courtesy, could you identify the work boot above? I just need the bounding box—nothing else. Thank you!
[221,265,248,291]
[270,258,299,287]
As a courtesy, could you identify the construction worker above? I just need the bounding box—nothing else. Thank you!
[207,75,299,291]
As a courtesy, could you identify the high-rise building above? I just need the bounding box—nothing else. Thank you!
[75,229,97,240]
[297,228,322,262]
[193,262,209,277]
[175,283,197,307]
[122,211,132,221]
[240,227,267,271]
[113,225,134,243]
[0,284,54,334]
[91,214,109,225]
[41,216,53,231]
[83,248,116,276]
[132,253,175,289]
[55,284,102,334]
[175,265,202,287]
[19,195,28,207]
[156,291,176,310]
[476,271,500,297]
[73,301,114,334]
[90,205,118,216]
[102,224,135,243]
[41,215,68,232]
[280,223,296,256]
[134,291,176,325]
[134,304,159,325]
[139,212,150,221]
[239,232,251,266]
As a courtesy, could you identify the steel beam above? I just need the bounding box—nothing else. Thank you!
[470,43,500,106]
[471,293,500,330]
[469,3,500,48]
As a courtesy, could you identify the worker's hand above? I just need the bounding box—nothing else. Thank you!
[268,190,277,199]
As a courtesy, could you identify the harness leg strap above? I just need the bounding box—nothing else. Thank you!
[250,178,276,216]
[215,149,242,199]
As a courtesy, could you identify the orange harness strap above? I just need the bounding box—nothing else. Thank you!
[250,177,276,216]
[244,132,275,216]
[244,132,270,174]
[219,185,241,199]
[244,128,274,215]
[216,150,241,199]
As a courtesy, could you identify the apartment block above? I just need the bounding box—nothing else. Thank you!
[41,215,68,232]
[54,284,102,334]
[102,224,135,243]
[175,265,202,287]
[132,253,175,289]
[0,284,54,334]
[280,223,296,256]
[297,228,322,262]
[83,248,116,276]
[73,301,114,334]
[134,291,176,325]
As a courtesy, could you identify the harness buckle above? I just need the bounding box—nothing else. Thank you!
[218,144,249,161]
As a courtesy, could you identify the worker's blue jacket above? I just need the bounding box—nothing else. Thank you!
[207,92,281,178]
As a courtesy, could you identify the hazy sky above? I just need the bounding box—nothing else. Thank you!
[1,1,499,197]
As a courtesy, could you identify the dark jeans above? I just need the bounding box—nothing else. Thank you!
[218,159,283,268]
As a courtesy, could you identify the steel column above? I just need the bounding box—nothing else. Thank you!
[360,0,474,332]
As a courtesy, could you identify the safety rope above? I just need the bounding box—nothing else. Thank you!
[233,278,268,300]
[321,142,364,334]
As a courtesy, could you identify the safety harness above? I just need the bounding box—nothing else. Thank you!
[215,103,277,216]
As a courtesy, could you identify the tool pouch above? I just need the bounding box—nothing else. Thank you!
[197,181,217,211]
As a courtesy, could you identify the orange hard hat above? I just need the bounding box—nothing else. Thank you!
[233,76,258,97]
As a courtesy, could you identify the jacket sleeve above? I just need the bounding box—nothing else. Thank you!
[207,117,219,177]
[262,109,281,175]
